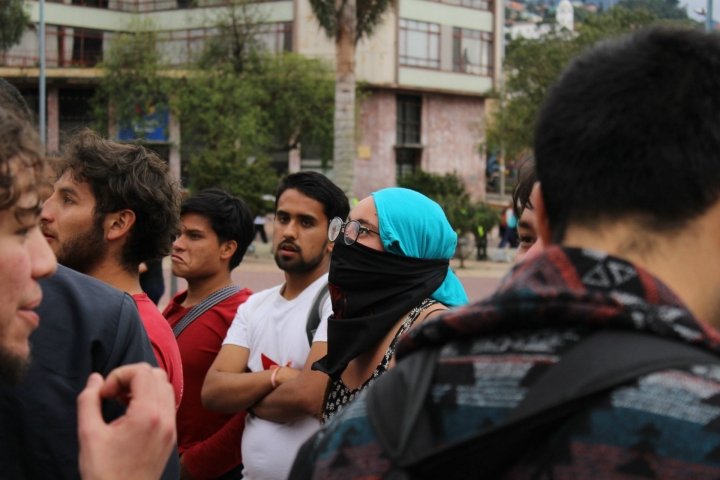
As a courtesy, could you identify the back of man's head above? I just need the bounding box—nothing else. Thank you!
[180,189,254,270]
[536,27,720,243]
[275,171,350,224]
[58,129,180,271]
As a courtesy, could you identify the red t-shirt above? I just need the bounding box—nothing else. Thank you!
[132,293,184,408]
[163,288,252,480]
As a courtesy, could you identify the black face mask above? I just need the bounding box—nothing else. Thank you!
[312,239,449,380]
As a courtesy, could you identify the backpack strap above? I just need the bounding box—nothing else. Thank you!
[367,329,720,480]
[172,285,243,338]
[306,281,329,345]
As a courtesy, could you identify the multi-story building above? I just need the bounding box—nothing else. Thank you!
[2,0,501,200]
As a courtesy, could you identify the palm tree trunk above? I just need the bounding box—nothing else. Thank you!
[333,0,356,199]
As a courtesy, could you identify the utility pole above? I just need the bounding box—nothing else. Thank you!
[39,0,46,145]
[707,0,714,32]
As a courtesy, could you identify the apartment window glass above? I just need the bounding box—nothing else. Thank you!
[399,19,440,69]
[453,28,493,76]
[396,147,421,179]
[396,95,422,145]
[256,22,293,54]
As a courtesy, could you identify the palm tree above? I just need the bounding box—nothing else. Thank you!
[309,0,394,197]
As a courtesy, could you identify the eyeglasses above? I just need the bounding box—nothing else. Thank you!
[328,216,380,245]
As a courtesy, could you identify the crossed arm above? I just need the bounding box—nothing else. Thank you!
[201,342,328,423]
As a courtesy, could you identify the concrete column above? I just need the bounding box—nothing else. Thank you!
[168,110,181,183]
[47,87,60,153]
[288,147,301,173]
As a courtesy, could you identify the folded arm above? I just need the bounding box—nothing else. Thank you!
[201,345,276,413]
[251,342,329,423]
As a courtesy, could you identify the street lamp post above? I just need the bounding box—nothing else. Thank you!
[708,0,714,32]
[39,0,46,145]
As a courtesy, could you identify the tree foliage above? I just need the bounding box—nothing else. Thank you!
[617,0,688,19]
[0,0,28,53]
[91,21,171,138]
[94,8,335,215]
[486,7,690,159]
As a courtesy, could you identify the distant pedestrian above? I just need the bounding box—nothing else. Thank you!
[254,215,268,243]
[498,204,518,248]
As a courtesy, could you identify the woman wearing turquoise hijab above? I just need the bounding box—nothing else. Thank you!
[313,188,469,423]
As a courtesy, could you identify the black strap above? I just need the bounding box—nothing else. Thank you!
[172,285,242,338]
[306,282,329,345]
[367,329,720,480]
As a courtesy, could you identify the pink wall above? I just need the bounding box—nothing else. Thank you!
[355,89,487,201]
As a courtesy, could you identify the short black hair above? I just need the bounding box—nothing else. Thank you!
[59,129,181,271]
[512,158,536,219]
[535,27,720,243]
[181,189,254,270]
[275,171,349,225]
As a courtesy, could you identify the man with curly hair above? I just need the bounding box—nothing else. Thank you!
[41,129,184,407]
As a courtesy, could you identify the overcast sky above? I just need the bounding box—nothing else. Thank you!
[683,0,716,22]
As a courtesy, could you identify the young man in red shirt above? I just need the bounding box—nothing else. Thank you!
[164,189,254,480]
[40,129,183,407]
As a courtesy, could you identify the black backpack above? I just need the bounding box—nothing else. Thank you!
[306,282,329,345]
[365,329,720,479]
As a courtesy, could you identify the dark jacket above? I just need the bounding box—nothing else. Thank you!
[0,265,180,479]
[291,247,720,479]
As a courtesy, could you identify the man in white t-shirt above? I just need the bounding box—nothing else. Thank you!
[202,171,349,480]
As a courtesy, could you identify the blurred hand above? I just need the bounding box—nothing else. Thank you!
[77,363,177,480]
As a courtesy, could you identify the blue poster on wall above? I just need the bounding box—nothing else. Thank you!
[118,105,169,142]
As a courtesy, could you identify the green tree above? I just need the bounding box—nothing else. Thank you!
[309,0,394,197]
[617,0,688,19]
[247,53,335,162]
[92,22,172,138]
[0,0,28,53]
[174,71,277,215]
[486,7,677,159]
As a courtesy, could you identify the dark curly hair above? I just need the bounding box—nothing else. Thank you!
[181,188,254,270]
[0,107,44,215]
[58,129,180,272]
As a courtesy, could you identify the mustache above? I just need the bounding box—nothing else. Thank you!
[277,240,302,253]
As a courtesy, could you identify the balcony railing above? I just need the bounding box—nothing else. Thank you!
[36,0,278,13]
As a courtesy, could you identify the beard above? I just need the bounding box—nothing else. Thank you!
[0,346,30,385]
[55,221,107,275]
[274,240,327,274]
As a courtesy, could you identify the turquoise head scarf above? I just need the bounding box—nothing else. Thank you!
[371,188,469,307]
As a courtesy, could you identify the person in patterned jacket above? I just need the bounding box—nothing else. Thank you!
[289,26,720,479]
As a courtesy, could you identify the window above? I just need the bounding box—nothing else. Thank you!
[45,26,103,67]
[453,28,493,76]
[396,147,421,179]
[399,19,440,69]
[255,22,293,54]
[157,23,292,66]
[396,95,422,145]
[424,0,492,10]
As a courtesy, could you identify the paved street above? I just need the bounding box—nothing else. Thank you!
[159,240,514,310]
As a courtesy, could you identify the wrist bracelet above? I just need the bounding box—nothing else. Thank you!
[270,366,280,389]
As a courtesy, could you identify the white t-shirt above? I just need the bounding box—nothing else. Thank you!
[223,274,332,480]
